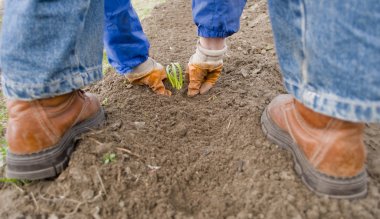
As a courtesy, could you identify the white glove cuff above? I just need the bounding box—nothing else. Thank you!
[127,57,163,81]
[189,41,227,65]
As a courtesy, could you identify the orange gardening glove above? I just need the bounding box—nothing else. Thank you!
[187,41,227,97]
[126,58,171,96]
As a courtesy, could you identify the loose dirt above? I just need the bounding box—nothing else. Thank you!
[1,0,379,218]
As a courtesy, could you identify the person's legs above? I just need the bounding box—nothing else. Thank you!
[0,0,105,180]
[188,0,246,96]
[192,0,246,39]
[104,0,150,74]
[268,0,380,123]
[264,0,380,198]
[1,0,104,100]
[103,0,172,96]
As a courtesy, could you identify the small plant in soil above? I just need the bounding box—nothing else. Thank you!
[166,63,183,90]
[103,152,116,164]
[102,97,109,106]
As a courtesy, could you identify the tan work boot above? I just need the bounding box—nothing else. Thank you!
[261,94,367,198]
[5,90,105,180]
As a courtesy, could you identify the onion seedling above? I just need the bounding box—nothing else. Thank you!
[166,63,183,90]
[103,152,116,164]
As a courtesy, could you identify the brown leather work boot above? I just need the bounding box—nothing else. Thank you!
[261,94,367,199]
[5,90,105,180]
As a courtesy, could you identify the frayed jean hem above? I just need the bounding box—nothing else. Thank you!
[197,27,234,38]
[284,80,380,123]
[1,66,103,100]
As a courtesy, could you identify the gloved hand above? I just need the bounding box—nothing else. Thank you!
[187,41,227,97]
[126,58,171,96]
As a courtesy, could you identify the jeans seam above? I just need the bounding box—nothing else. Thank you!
[197,27,230,38]
[73,0,92,72]
[284,80,380,123]
[300,0,309,95]
[211,0,217,36]
[285,79,380,106]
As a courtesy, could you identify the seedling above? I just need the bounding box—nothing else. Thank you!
[103,152,116,164]
[166,63,183,90]
[102,98,109,106]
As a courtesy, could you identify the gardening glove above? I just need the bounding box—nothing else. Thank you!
[187,41,227,97]
[126,57,172,96]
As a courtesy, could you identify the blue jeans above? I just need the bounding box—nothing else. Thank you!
[0,0,246,100]
[104,0,247,74]
[268,0,380,123]
[2,1,377,123]
[0,0,104,100]
[104,0,150,74]
[192,0,247,38]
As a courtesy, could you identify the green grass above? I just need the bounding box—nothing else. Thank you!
[0,178,30,185]
[0,97,7,168]
[102,50,111,74]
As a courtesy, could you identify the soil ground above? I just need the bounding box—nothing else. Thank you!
[0,0,380,218]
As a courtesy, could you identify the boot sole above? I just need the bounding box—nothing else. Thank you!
[6,108,106,180]
[261,107,367,199]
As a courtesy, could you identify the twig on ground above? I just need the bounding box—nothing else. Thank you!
[87,128,105,135]
[38,190,102,216]
[12,183,25,193]
[88,191,103,203]
[226,118,232,130]
[90,138,104,146]
[206,95,217,102]
[238,160,245,172]
[206,92,222,102]
[39,194,84,215]
[92,206,102,219]
[147,165,161,170]
[30,192,39,211]
[117,168,121,184]
[116,147,141,158]
[96,169,107,196]
[67,202,84,216]
[39,194,81,204]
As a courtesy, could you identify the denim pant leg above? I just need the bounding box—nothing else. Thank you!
[0,0,104,100]
[192,0,247,38]
[104,0,150,74]
[268,0,380,123]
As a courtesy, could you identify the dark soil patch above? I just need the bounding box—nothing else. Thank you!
[1,0,379,218]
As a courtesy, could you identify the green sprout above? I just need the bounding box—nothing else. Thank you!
[166,63,183,90]
[103,152,116,164]
[101,98,109,106]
